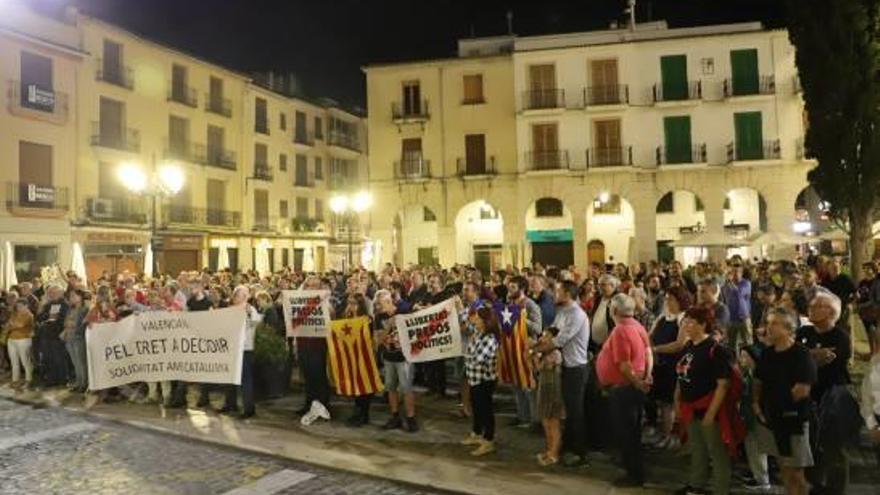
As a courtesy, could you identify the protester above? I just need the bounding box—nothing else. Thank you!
[535,280,589,467]
[344,292,374,427]
[674,306,737,495]
[596,293,651,488]
[722,264,752,351]
[533,326,563,466]
[376,290,418,432]
[222,285,261,419]
[5,299,34,389]
[61,289,89,392]
[461,306,500,456]
[506,276,542,428]
[753,307,817,495]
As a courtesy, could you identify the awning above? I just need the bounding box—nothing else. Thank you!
[526,229,573,243]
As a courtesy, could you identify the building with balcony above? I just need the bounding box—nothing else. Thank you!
[366,20,813,271]
[0,6,82,282]
[1,3,367,279]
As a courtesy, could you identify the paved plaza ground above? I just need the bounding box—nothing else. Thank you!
[1,378,878,495]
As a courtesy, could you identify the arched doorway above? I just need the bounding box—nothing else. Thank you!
[525,197,574,268]
[393,205,439,266]
[655,190,707,265]
[585,192,635,264]
[454,200,504,274]
[725,187,768,258]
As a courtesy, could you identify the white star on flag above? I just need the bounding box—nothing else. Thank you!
[500,306,513,326]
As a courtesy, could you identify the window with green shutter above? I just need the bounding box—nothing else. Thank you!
[660,55,688,100]
[730,49,759,96]
[664,115,692,163]
[734,112,763,160]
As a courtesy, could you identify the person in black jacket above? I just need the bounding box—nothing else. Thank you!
[34,284,69,387]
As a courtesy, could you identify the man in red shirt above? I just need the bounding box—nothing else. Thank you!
[596,293,653,488]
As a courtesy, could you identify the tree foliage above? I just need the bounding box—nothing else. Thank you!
[786,0,880,275]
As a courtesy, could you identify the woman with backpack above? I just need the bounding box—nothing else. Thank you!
[673,305,743,495]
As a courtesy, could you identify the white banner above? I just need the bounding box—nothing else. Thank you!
[281,290,331,338]
[86,307,246,390]
[396,298,462,363]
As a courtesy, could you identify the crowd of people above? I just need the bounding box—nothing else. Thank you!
[1,254,879,495]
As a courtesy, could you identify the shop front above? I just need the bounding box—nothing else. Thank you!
[75,230,149,281]
[159,234,204,275]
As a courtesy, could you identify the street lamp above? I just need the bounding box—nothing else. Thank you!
[118,159,184,276]
[330,191,372,271]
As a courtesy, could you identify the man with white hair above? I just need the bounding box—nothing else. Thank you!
[797,290,852,494]
[596,293,651,488]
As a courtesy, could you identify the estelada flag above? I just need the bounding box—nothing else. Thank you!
[326,316,384,396]
[493,303,536,389]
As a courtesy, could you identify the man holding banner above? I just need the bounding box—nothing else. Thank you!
[282,279,332,417]
[221,285,261,419]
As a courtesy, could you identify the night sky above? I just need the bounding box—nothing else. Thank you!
[34,0,786,109]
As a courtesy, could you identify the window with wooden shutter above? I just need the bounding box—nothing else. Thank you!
[465,134,486,174]
[463,74,484,104]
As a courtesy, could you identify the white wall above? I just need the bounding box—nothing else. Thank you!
[724,188,762,232]
[455,201,504,264]
[586,196,635,264]
[656,190,707,240]
[525,202,573,231]
[397,204,438,265]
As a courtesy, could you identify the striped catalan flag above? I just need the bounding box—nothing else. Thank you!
[326,316,384,396]
[493,303,536,389]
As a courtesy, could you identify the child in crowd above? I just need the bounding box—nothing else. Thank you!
[533,327,564,466]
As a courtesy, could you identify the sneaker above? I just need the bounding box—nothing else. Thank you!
[300,409,320,426]
[470,439,495,456]
[461,432,482,446]
[404,416,419,433]
[742,479,772,492]
[310,400,331,421]
[381,414,402,430]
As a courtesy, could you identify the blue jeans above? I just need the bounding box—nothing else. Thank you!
[65,338,88,390]
[513,387,534,424]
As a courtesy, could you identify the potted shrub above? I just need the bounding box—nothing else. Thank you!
[253,323,290,400]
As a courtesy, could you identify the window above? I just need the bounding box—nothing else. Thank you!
[531,123,559,169]
[207,125,225,165]
[660,55,688,100]
[535,198,563,217]
[663,116,692,164]
[464,134,486,174]
[296,197,309,220]
[314,116,323,139]
[171,64,190,103]
[656,192,674,213]
[279,153,287,171]
[14,245,58,283]
[98,97,124,147]
[209,76,224,109]
[101,40,125,86]
[254,143,268,166]
[593,119,622,165]
[315,198,324,221]
[254,189,269,228]
[279,200,289,218]
[314,157,323,179]
[295,111,307,142]
[282,248,289,268]
[730,49,759,95]
[589,59,620,104]
[255,97,268,133]
[723,196,731,210]
[423,207,436,222]
[279,112,287,130]
[98,161,124,198]
[20,51,53,94]
[18,141,53,207]
[528,64,556,108]
[168,115,189,156]
[479,204,499,220]
[593,194,621,215]
[295,154,309,186]
[734,112,763,160]
[206,179,225,225]
[463,74,484,104]
[402,81,421,115]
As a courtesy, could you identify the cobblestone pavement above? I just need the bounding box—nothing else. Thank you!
[0,398,442,495]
